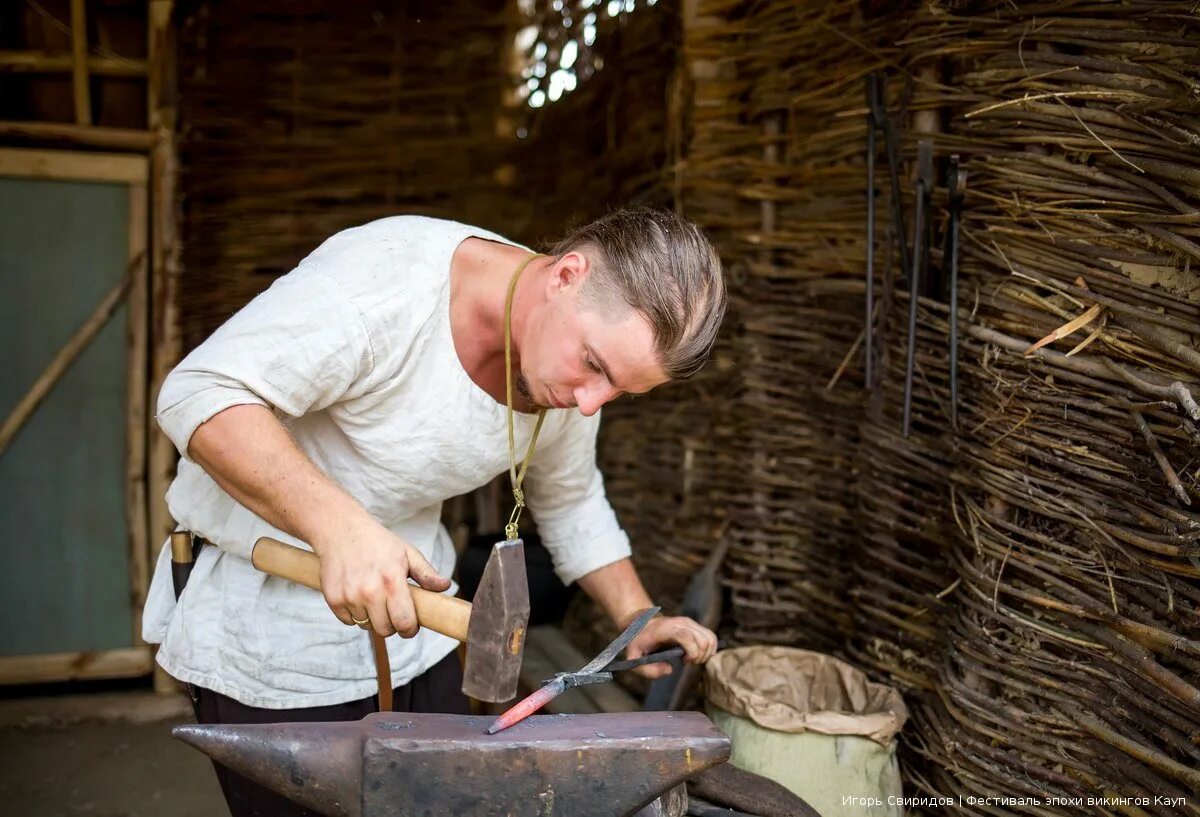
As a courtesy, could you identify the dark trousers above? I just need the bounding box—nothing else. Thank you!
[189,652,471,817]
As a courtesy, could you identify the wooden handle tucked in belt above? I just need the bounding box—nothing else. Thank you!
[251,536,472,712]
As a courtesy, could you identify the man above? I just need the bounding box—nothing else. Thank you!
[142,207,726,815]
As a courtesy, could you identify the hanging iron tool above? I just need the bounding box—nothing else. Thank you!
[864,73,914,392]
[902,140,934,438]
[864,74,879,388]
[945,154,967,431]
[487,607,664,734]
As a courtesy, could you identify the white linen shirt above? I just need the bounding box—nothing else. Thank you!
[141,215,632,709]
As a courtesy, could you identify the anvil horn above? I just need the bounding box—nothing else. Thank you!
[173,721,362,816]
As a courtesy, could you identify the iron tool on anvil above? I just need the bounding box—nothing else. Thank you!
[143,210,726,816]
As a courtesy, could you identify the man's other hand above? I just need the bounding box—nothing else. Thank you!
[313,520,451,639]
[624,615,718,679]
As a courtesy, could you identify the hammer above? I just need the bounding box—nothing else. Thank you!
[251,536,529,703]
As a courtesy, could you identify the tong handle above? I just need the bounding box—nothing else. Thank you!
[605,647,687,673]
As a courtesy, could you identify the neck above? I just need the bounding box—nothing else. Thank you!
[450,239,545,410]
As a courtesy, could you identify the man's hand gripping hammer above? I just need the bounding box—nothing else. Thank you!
[251,536,529,703]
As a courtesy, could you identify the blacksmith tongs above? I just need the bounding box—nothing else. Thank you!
[486,607,664,734]
[864,73,913,390]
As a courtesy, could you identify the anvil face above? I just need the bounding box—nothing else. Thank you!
[174,711,730,817]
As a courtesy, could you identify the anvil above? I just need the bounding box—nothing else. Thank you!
[174,711,730,817]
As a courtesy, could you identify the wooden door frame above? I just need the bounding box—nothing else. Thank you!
[0,147,153,684]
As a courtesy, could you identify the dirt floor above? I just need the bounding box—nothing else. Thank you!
[0,689,227,816]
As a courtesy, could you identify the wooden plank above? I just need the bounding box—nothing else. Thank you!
[148,0,179,554]
[148,1,179,694]
[0,147,148,184]
[0,51,148,78]
[127,184,150,644]
[0,121,154,151]
[71,0,91,125]
[0,647,152,685]
[523,625,640,714]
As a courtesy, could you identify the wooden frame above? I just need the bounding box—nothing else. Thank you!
[0,649,153,686]
[0,0,181,690]
[148,0,183,693]
[0,146,146,184]
[0,147,152,685]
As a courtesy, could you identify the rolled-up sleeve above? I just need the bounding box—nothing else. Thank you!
[156,267,376,460]
[523,411,632,585]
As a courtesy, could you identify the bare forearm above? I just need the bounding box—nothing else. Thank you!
[187,403,378,552]
[576,558,655,629]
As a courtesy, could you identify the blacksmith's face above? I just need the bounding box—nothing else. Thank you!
[518,253,669,417]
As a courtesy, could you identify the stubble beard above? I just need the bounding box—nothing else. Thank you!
[515,372,541,408]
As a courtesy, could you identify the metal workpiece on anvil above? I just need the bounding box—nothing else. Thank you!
[173,711,731,817]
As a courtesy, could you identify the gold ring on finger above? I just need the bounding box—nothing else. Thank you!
[352,616,370,626]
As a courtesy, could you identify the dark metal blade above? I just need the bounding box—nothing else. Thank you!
[577,606,660,675]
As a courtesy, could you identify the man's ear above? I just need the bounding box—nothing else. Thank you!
[548,251,589,295]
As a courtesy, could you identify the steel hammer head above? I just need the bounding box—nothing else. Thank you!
[462,538,528,702]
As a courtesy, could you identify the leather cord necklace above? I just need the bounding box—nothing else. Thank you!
[503,252,547,543]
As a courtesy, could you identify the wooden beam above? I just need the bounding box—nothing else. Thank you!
[0,51,147,78]
[127,184,150,645]
[0,647,152,685]
[148,0,179,694]
[0,147,148,183]
[0,121,154,151]
[71,0,91,125]
[0,257,138,459]
[148,0,179,551]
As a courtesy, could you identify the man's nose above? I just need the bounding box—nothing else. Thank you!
[574,382,617,417]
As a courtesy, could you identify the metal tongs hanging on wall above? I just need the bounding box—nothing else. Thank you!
[864,73,967,436]
[864,73,911,391]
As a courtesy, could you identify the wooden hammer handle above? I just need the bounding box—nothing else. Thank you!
[251,536,471,642]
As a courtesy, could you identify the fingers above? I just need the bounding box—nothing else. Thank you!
[669,618,718,664]
[640,661,674,679]
[626,616,719,678]
[316,531,445,639]
[385,576,419,639]
[674,626,707,664]
[346,605,371,629]
[405,547,450,592]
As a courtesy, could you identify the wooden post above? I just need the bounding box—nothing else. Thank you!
[70,0,91,125]
[127,184,150,644]
[0,121,154,150]
[149,0,181,694]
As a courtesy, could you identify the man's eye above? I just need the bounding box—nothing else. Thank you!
[586,358,602,373]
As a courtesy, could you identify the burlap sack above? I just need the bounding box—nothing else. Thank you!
[705,646,908,745]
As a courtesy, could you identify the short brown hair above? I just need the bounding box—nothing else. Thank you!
[550,208,726,381]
